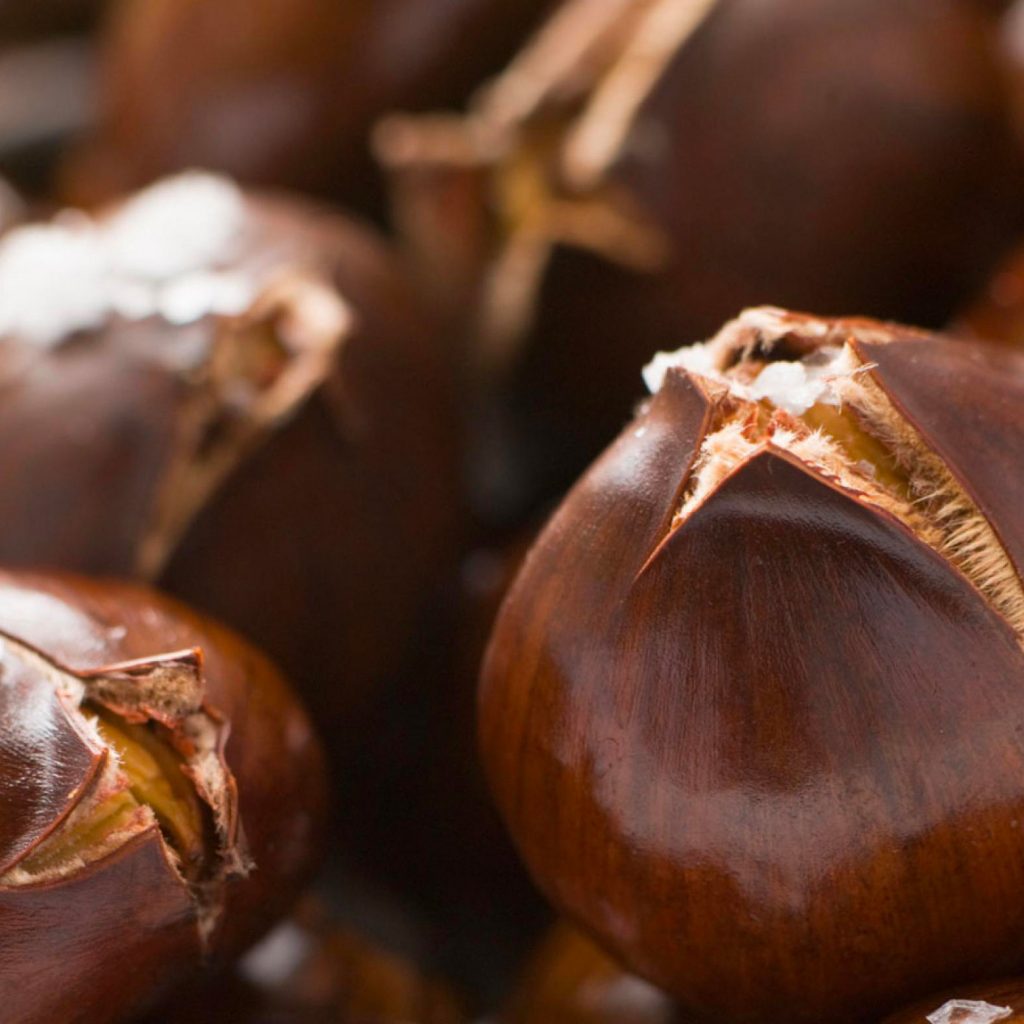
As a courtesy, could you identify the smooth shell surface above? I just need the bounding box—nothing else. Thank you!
[480,317,1024,1023]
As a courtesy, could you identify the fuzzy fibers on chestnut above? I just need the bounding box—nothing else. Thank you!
[480,307,1024,1023]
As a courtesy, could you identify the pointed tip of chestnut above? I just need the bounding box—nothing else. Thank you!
[480,309,1024,1023]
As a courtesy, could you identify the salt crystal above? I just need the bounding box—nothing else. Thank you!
[927,1000,1013,1024]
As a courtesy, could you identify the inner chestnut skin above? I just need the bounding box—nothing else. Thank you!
[61,0,555,210]
[0,570,326,1024]
[479,312,1024,1023]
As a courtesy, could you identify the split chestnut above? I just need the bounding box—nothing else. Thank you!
[480,308,1024,1023]
[0,571,325,1024]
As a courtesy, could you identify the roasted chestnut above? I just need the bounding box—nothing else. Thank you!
[0,569,325,1024]
[60,0,555,211]
[0,171,457,768]
[480,307,1024,1023]
[883,981,1024,1022]
[379,0,1024,510]
[505,923,680,1023]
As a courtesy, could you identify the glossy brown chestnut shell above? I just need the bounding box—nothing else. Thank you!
[0,172,457,764]
[0,569,325,1024]
[60,0,555,211]
[380,0,1024,507]
[480,307,1024,1023]
[505,923,681,1024]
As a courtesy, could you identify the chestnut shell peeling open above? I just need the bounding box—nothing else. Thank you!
[61,0,555,211]
[0,172,457,763]
[380,0,1024,510]
[0,569,325,1024]
[480,308,1024,1023]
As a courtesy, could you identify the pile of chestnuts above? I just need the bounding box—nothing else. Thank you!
[5,2,1024,1023]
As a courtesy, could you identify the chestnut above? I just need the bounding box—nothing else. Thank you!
[137,903,466,1023]
[883,981,1024,1022]
[379,0,1024,510]
[60,0,555,212]
[505,923,680,1023]
[0,569,325,1024]
[480,307,1024,1023]
[0,171,457,769]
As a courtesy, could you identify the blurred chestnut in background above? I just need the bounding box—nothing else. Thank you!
[0,171,457,774]
[380,0,1024,516]
[345,536,551,1002]
[504,923,681,1023]
[0,0,102,41]
[0,174,23,230]
[60,0,556,213]
[953,240,1024,345]
[480,307,1024,1022]
[0,569,325,1024]
[883,981,1024,1022]
[137,903,466,1023]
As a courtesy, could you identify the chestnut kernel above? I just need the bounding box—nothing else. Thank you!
[480,307,1024,1023]
[0,570,325,1024]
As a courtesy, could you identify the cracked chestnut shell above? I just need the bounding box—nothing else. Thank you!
[480,308,1024,1023]
[60,0,555,211]
[0,172,456,764]
[0,569,325,1024]
[380,0,1024,508]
